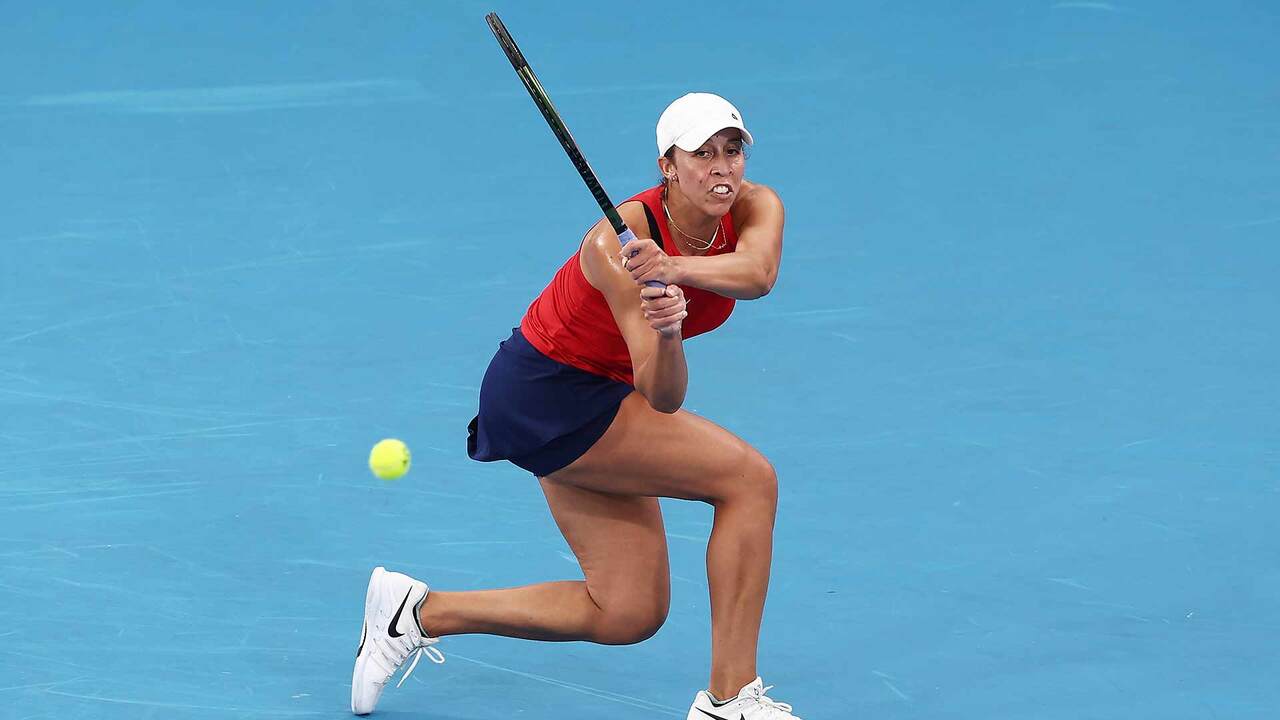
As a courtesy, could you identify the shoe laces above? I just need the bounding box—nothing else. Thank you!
[744,684,794,717]
[394,637,445,688]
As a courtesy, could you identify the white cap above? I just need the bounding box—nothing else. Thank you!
[656,93,754,156]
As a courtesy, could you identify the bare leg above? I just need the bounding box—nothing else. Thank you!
[419,393,777,699]
[417,582,599,641]
[546,393,779,700]
[419,478,670,646]
[705,480,776,697]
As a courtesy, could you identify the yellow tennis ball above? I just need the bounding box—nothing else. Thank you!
[369,438,411,480]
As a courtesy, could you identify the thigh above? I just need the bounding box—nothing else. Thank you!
[539,477,670,609]
[547,392,774,503]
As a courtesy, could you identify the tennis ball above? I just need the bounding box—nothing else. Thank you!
[369,438,411,480]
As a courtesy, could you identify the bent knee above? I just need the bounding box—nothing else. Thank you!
[752,450,779,502]
[719,444,778,509]
[590,597,670,646]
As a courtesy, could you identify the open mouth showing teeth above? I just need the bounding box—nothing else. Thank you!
[712,185,732,196]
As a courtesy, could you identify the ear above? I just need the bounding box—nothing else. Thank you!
[657,155,677,182]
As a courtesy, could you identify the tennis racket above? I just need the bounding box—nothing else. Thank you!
[485,12,663,289]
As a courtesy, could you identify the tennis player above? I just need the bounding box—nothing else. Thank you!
[353,93,798,720]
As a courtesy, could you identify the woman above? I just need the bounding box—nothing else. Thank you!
[352,92,797,720]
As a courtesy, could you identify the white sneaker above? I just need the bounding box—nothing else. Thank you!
[351,567,445,715]
[686,677,802,720]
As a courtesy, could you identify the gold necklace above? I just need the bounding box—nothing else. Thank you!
[662,198,724,252]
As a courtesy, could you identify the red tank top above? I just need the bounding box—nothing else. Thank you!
[520,185,738,385]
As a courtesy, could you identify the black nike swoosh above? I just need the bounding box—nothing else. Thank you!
[696,708,745,720]
[356,622,367,658]
[387,588,413,638]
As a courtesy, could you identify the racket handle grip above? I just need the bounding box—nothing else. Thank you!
[616,227,667,290]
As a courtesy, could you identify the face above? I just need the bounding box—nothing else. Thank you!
[661,128,747,215]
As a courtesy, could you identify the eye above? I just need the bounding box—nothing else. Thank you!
[694,150,712,159]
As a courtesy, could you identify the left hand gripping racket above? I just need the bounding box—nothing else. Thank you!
[485,12,664,289]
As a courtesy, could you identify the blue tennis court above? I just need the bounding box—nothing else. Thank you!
[3,2,1278,718]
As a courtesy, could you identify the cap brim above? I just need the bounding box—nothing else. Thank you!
[671,121,754,152]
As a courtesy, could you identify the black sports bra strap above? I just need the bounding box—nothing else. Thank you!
[640,203,666,253]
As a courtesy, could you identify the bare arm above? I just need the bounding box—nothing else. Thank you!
[622,182,785,300]
[580,220,689,413]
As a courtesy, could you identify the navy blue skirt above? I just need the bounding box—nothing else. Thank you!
[467,328,634,476]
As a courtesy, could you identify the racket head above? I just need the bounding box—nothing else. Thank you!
[486,13,527,71]
[484,12,645,254]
